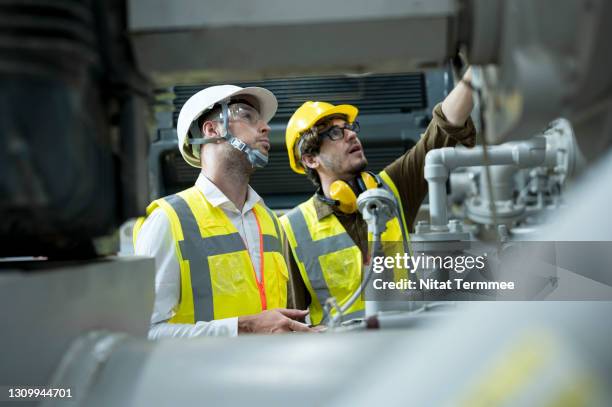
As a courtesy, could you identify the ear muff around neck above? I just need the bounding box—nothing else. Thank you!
[360,171,380,190]
[329,181,358,213]
[319,172,382,214]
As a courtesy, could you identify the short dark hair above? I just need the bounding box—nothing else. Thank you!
[197,105,222,132]
[298,114,347,188]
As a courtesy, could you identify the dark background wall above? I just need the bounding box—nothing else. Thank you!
[148,69,453,209]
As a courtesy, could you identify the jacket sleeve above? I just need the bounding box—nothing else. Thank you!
[148,319,238,338]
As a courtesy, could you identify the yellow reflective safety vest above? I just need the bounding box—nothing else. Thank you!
[280,171,411,325]
[133,186,288,323]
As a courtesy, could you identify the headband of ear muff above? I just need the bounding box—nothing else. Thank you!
[318,171,381,214]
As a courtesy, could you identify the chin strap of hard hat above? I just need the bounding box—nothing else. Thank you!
[220,101,268,168]
[186,100,268,168]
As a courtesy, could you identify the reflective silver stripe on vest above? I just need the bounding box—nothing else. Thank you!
[286,206,356,307]
[262,206,283,254]
[165,194,246,322]
[263,234,282,254]
[380,180,411,254]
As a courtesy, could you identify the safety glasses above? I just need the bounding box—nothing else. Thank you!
[318,121,360,141]
[214,102,262,126]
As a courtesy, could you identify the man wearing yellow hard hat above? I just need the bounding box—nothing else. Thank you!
[280,69,476,325]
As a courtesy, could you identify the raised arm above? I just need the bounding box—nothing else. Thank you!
[441,67,474,126]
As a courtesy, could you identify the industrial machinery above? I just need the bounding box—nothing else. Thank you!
[2,0,612,406]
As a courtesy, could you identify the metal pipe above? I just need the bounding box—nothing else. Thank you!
[322,188,397,327]
[424,136,547,228]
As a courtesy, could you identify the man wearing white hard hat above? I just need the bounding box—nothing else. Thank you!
[134,85,316,337]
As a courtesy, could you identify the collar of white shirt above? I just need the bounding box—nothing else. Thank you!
[195,172,262,215]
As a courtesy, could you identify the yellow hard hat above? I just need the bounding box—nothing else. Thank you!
[285,101,358,174]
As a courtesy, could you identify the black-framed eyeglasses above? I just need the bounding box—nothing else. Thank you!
[318,121,360,141]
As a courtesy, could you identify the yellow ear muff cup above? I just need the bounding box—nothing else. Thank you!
[361,172,379,190]
[329,180,357,214]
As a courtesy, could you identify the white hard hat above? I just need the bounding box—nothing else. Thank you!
[176,85,278,168]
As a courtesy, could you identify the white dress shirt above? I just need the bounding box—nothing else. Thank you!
[135,173,265,338]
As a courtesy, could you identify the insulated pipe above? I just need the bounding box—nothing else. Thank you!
[424,136,547,229]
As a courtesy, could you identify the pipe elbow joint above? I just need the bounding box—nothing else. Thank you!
[425,148,444,166]
[425,148,455,182]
